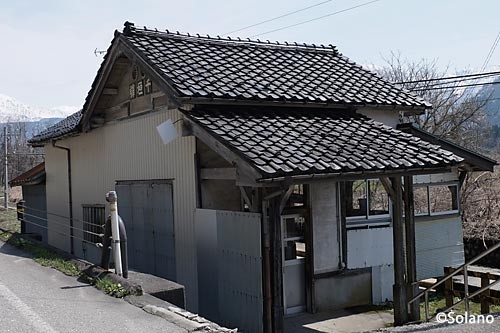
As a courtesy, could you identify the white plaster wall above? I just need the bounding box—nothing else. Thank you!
[414,171,459,184]
[356,108,400,128]
[310,181,340,274]
[372,264,394,304]
[347,228,394,269]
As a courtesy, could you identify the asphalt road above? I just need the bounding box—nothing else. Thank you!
[0,240,186,333]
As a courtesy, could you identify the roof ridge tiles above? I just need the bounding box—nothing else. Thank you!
[122,21,339,55]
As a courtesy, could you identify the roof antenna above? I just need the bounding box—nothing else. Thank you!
[94,48,106,57]
[166,29,170,33]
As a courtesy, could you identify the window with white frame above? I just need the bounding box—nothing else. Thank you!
[345,179,390,225]
[413,183,459,216]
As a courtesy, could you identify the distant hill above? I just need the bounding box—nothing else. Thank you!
[480,77,500,125]
[0,93,78,139]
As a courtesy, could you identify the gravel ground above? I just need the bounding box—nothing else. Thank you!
[375,314,500,333]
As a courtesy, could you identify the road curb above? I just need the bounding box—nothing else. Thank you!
[0,228,143,296]
[1,227,234,332]
[125,294,237,333]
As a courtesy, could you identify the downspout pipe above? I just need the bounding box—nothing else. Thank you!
[52,141,74,255]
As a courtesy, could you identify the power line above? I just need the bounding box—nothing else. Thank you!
[410,80,500,92]
[249,0,382,38]
[223,0,332,36]
[395,70,500,85]
[410,73,500,90]
[480,30,500,73]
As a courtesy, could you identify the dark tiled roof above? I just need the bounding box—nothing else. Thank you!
[9,162,45,187]
[398,123,498,171]
[121,23,430,109]
[29,110,83,145]
[30,22,431,144]
[182,108,464,180]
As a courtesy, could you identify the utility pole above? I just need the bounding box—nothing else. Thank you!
[3,126,8,209]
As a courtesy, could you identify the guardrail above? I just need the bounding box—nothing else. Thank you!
[408,241,500,321]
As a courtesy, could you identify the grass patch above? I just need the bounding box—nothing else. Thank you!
[6,235,80,276]
[0,210,79,276]
[0,209,20,233]
[0,220,129,299]
[95,277,129,298]
[379,293,500,322]
[420,293,500,318]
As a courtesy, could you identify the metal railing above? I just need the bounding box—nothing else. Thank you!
[408,241,500,321]
[0,205,104,247]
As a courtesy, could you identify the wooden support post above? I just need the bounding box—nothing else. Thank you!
[261,197,273,333]
[338,182,348,267]
[269,194,284,332]
[481,272,490,314]
[304,185,315,313]
[404,175,419,322]
[263,187,292,333]
[391,176,408,326]
[444,266,454,308]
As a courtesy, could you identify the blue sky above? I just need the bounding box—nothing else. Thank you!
[0,0,499,108]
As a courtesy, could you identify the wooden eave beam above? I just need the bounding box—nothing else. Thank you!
[259,166,455,186]
[81,37,184,133]
[379,177,396,199]
[115,37,182,108]
[177,96,426,113]
[81,39,123,132]
[183,118,263,187]
[102,88,118,95]
[200,167,236,180]
[239,186,254,211]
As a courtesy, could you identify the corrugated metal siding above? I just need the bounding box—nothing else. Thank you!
[44,144,72,253]
[346,217,464,278]
[415,216,464,280]
[22,184,48,242]
[196,209,263,333]
[44,108,198,310]
[116,181,176,280]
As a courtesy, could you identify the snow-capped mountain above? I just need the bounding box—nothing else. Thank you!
[0,93,78,123]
